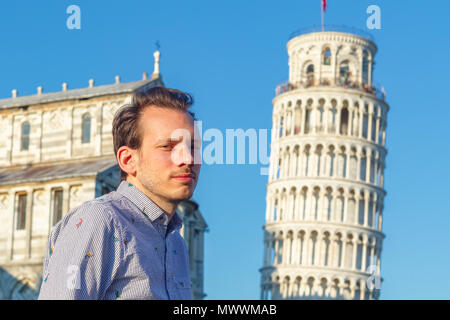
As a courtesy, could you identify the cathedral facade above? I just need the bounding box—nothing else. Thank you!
[0,52,207,300]
[260,28,389,300]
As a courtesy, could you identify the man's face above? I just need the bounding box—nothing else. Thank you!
[134,106,201,203]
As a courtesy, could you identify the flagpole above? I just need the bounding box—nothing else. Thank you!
[321,0,324,31]
[321,9,324,31]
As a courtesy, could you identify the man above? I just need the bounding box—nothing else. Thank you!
[38,87,201,300]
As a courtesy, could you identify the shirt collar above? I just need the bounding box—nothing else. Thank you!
[116,181,183,231]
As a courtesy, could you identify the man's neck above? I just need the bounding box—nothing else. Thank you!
[126,178,177,221]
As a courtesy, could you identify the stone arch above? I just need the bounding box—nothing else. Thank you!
[329,278,340,299]
[322,231,332,267]
[311,186,321,221]
[309,230,319,265]
[319,277,328,298]
[322,45,332,66]
[347,189,357,224]
[303,144,312,176]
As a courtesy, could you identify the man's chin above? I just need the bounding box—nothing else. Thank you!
[170,188,194,201]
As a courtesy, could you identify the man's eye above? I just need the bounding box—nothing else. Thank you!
[161,145,172,149]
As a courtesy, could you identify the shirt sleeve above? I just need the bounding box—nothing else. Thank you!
[37,201,124,300]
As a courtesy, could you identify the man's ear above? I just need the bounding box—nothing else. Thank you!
[117,146,137,177]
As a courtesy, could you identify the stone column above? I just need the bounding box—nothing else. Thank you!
[358,101,364,139]
[305,189,312,221]
[375,113,380,144]
[315,231,322,265]
[341,237,347,268]
[366,149,372,183]
[329,234,336,268]
[266,195,271,222]
[6,191,15,261]
[369,242,375,269]
[333,151,339,178]
[273,115,278,140]
[66,106,74,158]
[331,191,337,222]
[378,211,383,232]
[267,238,273,265]
[342,192,348,223]
[302,230,309,265]
[290,109,296,135]
[356,150,362,181]
[361,239,368,272]
[263,239,267,265]
[62,184,70,220]
[281,234,288,265]
[345,147,351,179]
[349,107,354,136]
[363,190,370,227]
[25,188,33,259]
[295,190,301,220]
[297,234,303,264]
[367,104,374,141]
[352,237,358,270]
[336,105,342,135]
[291,235,297,265]
[360,278,366,300]
[376,244,382,269]
[371,193,378,228]
[301,105,307,134]
[373,153,379,185]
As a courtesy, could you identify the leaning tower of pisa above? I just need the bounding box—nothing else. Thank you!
[259,27,389,300]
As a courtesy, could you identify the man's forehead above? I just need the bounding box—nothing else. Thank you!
[140,107,198,142]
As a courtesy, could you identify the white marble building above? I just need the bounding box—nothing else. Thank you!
[0,52,208,300]
[260,28,389,300]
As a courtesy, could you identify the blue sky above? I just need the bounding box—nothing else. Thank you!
[1,0,449,299]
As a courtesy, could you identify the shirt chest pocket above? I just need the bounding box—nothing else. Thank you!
[174,275,192,300]
[175,275,191,289]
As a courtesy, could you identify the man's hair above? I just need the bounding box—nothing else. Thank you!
[112,86,195,181]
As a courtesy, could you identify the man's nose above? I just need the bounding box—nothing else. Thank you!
[172,142,194,166]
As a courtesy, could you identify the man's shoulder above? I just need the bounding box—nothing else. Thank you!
[52,192,125,238]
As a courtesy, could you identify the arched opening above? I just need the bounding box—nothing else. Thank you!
[279,116,284,138]
[303,145,311,176]
[323,47,331,66]
[360,150,367,181]
[310,231,318,265]
[304,99,313,134]
[316,145,323,176]
[340,107,349,135]
[306,64,315,86]
[294,100,302,134]
[339,60,351,85]
[323,232,331,266]
[362,50,370,85]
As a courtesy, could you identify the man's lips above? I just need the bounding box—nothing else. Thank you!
[172,174,195,181]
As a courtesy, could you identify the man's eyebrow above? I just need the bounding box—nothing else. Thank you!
[155,138,180,144]
[155,137,201,144]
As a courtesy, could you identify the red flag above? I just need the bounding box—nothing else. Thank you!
[322,0,327,12]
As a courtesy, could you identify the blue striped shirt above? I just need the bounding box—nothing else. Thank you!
[37,181,192,300]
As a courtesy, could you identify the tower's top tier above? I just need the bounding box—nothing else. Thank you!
[282,26,382,99]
